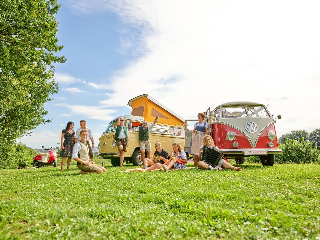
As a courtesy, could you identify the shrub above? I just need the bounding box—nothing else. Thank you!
[0,142,36,169]
[275,138,319,164]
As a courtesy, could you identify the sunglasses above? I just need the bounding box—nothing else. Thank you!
[120,120,124,121]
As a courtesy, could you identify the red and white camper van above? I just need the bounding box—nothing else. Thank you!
[185,102,282,166]
[209,102,281,166]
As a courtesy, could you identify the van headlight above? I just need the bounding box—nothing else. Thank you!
[226,131,237,141]
[268,142,274,147]
[268,131,276,141]
[112,141,116,148]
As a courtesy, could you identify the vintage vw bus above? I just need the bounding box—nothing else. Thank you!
[99,115,185,166]
[207,102,282,166]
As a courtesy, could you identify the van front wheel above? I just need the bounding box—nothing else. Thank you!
[132,149,142,166]
[111,157,120,166]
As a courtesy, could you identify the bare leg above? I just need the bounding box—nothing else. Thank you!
[145,163,162,171]
[146,150,151,159]
[146,158,155,167]
[222,161,242,171]
[120,151,124,167]
[124,163,164,172]
[61,157,66,171]
[166,160,175,170]
[141,150,147,168]
[197,161,210,169]
[67,157,71,170]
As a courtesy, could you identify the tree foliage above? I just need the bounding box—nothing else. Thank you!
[279,130,309,144]
[310,129,320,148]
[0,142,36,169]
[0,0,65,145]
[275,138,319,164]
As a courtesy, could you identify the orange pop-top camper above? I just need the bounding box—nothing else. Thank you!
[128,94,185,126]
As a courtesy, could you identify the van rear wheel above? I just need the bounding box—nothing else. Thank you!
[267,154,275,166]
[132,149,142,166]
[260,155,274,166]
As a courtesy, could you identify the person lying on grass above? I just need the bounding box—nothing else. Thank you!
[124,162,167,172]
[72,129,106,174]
[145,142,169,167]
[194,135,241,171]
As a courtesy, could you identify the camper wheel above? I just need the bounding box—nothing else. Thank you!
[132,149,143,166]
[111,157,120,166]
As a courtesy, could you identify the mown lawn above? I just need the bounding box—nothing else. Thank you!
[0,160,319,239]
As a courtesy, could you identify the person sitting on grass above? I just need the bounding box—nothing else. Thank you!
[145,142,169,167]
[72,129,106,174]
[194,135,241,171]
[163,142,188,171]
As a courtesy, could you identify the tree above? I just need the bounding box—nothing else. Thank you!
[0,0,65,145]
[0,0,65,168]
[278,130,309,144]
[310,129,320,148]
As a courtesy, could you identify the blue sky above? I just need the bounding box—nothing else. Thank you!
[19,0,320,149]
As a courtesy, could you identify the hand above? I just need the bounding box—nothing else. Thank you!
[84,161,90,166]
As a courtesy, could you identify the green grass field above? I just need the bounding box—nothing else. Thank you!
[1,160,319,239]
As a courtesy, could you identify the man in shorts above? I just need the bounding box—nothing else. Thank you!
[139,116,158,168]
[72,129,106,174]
[114,116,129,167]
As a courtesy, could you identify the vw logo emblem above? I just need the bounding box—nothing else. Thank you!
[245,121,258,133]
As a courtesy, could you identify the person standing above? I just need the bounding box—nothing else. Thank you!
[60,121,76,171]
[72,129,105,174]
[75,120,94,148]
[114,117,129,167]
[139,116,158,168]
[191,113,209,158]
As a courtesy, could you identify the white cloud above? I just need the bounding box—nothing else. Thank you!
[54,103,117,121]
[18,130,61,149]
[89,82,111,90]
[62,88,84,93]
[55,72,80,84]
[60,114,72,117]
[67,0,320,136]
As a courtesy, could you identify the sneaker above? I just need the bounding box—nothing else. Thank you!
[161,164,168,172]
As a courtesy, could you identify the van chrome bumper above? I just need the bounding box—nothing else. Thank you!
[219,148,282,156]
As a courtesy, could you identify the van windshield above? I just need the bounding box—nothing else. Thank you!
[216,105,270,118]
[104,119,118,133]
